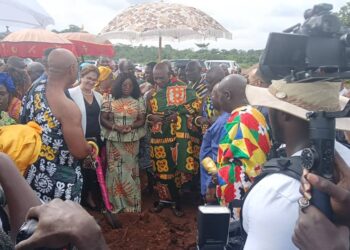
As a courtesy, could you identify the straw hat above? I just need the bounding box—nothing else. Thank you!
[246,80,350,131]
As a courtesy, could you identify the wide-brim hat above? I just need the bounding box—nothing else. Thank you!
[246,80,350,131]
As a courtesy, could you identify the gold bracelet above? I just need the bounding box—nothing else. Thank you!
[87,141,99,157]
[201,157,217,174]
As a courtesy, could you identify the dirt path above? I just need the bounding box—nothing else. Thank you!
[90,192,199,250]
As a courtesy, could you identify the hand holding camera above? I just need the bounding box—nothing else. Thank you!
[15,199,107,250]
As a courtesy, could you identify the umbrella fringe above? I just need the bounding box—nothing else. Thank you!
[99,28,232,42]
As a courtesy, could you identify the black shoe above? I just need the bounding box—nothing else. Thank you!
[171,205,184,217]
[150,202,165,213]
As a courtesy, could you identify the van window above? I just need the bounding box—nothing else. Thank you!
[210,62,230,67]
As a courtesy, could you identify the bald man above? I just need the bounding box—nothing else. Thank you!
[219,63,230,76]
[214,74,271,220]
[20,48,93,203]
[27,62,45,83]
[147,62,202,217]
[185,60,208,99]
[198,66,225,126]
[118,59,134,75]
[161,59,178,83]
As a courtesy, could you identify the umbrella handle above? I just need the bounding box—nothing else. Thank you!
[158,36,162,62]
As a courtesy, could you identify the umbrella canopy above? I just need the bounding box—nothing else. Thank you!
[59,32,115,57]
[98,2,232,60]
[0,0,54,29]
[0,29,76,58]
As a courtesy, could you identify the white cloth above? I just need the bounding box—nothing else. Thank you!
[68,86,102,136]
[242,141,350,250]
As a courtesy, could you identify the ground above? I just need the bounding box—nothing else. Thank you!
[90,175,199,250]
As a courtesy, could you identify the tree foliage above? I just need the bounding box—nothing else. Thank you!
[336,2,350,27]
[114,44,262,68]
[52,24,83,33]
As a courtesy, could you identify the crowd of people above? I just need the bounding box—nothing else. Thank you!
[0,47,348,249]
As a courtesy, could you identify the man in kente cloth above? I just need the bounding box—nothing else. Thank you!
[147,62,202,217]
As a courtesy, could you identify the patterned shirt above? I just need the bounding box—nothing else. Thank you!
[216,105,271,217]
[188,76,208,99]
[20,79,82,203]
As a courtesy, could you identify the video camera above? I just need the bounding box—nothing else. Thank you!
[197,4,350,249]
[259,3,350,83]
[260,3,350,219]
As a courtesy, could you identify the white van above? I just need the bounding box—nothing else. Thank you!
[204,60,241,74]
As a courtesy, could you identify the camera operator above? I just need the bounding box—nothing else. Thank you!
[242,80,350,250]
[292,152,350,250]
[15,199,108,250]
[0,152,107,250]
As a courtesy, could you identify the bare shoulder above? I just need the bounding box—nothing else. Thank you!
[60,98,82,123]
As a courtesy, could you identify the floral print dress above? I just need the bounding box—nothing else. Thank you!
[101,96,145,213]
[20,80,82,203]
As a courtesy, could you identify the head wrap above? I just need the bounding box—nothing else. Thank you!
[96,66,112,87]
[0,73,16,93]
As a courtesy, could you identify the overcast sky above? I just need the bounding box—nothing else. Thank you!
[36,0,345,50]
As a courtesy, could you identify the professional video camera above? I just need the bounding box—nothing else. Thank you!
[259,3,350,219]
[197,4,350,249]
[259,3,350,83]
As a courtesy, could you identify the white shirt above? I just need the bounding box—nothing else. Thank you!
[68,86,103,136]
[242,141,350,250]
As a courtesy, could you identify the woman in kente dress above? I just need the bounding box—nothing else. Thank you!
[100,73,145,213]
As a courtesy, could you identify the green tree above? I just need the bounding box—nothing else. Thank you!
[52,24,83,33]
[336,2,350,27]
[113,44,262,68]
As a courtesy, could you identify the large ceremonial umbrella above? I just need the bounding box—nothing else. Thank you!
[0,0,54,29]
[98,2,232,60]
[0,29,76,58]
[59,32,115,57]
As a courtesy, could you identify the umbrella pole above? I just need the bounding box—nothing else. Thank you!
[158,36,162,62]
[81,55,85,63]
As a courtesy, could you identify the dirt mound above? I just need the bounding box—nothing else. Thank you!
[91,192,198,250]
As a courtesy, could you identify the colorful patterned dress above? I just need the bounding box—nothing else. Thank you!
[101,96,146,213]
[148,81,201,203]
[216,105,271,219]
[20,80,82,203]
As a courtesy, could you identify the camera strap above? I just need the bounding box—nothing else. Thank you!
[236,156,302,249]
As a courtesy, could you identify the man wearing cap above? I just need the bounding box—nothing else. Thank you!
[242,80,350,249]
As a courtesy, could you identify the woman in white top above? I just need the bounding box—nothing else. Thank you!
[69,65,103,210]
